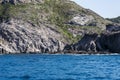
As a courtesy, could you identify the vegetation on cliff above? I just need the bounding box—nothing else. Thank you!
[107,16,120,24]
[0,0,114,53]
[0,0,109,43]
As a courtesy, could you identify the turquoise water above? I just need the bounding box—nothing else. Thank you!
[0,54,120,80]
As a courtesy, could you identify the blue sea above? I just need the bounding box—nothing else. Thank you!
[0,54,120,80]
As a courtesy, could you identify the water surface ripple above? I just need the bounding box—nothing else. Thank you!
[0,54,120,80]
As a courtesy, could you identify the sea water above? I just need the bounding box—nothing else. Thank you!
[0,54,120,80]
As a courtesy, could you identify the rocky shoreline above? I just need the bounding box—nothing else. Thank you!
[0,51,119,55]
[64,31,120,54]
[0,32,120,54]
[0,0,120,54]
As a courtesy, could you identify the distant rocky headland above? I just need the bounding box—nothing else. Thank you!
[0,0,120,54]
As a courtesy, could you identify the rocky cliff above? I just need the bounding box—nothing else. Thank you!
[0,19,65,53]
[64,32,120,53]
[107,16,120,24]
[0,0,114,54]
[98,32,120,53]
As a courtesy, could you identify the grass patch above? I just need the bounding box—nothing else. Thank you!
[0,0,105,44]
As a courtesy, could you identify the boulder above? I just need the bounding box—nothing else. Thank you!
[68,14,94,26]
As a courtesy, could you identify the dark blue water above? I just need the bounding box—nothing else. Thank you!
[0,54,120,80]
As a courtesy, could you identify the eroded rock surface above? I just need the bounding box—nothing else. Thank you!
[68,14,94,26]
[64,32,120,53]
[0,19,65,53]
[0,0,117,54]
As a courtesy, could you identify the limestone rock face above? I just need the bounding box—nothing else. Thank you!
[64,33,98,52]
[106,24,120,32]
[64,32,120,53]
[0,0,44,4]
[69,14,94,26]
[97,32,120,53]
[0,19,65,53]
[0,0,115,54]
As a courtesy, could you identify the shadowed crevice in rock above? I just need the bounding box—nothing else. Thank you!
[64,32,120,53]
[0,0,119,54]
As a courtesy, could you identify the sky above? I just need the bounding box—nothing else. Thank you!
[71,0,120,18]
